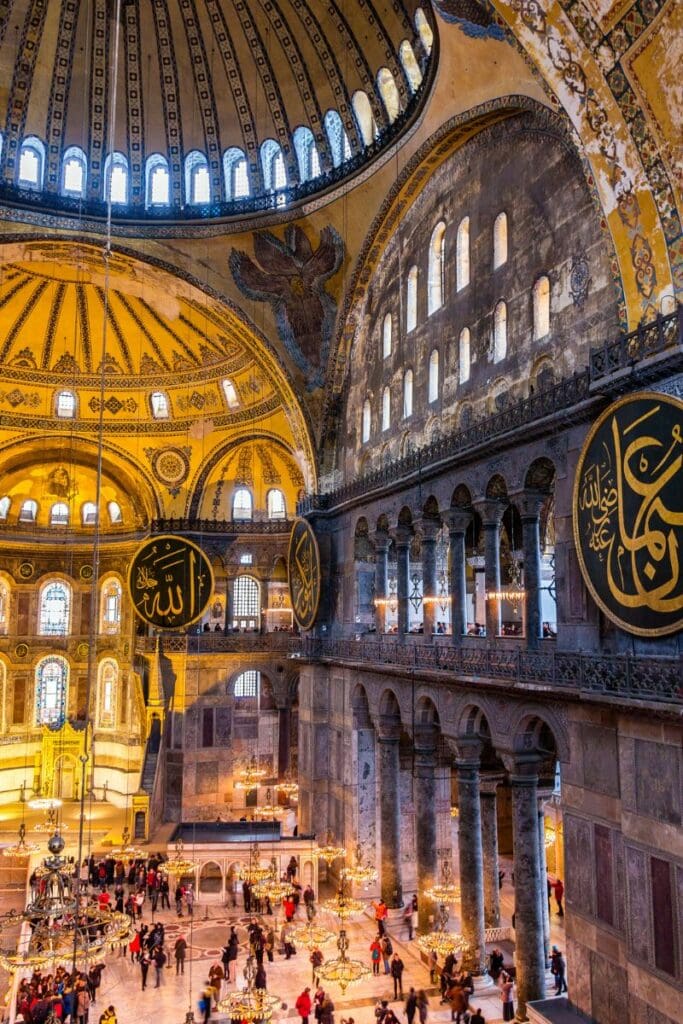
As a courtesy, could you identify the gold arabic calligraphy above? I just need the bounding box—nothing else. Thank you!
[289,520,320,629]
[129,536,213,628]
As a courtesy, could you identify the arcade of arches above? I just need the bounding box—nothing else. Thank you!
[0,3,680,1024]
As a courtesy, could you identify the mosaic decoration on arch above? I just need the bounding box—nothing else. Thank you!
[288,518,321,631]
[128,535,214,630]
[573,391,683,637]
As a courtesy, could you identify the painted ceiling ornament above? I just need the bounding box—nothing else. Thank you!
[432,0,507,40]
[230,225,344,390]
[47,465,77,500]
[569,249,591,310]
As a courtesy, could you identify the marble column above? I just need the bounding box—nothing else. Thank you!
[537,790,553,967]
[377,717,403,908]
[393,526,412,637]
[276,704,291,778]
[414,725,438,932]
[419,518,440,636]
[445,509,472,642]
[517,491,546,649]
[455,742,487,974]
[477,500,506,639]
[354,705,378,897]
[505,754,546,1019]
[373,530,390,634]
[479,774,504,928]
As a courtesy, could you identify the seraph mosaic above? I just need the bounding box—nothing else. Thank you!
[230,225,344,390]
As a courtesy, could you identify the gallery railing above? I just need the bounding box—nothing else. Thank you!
[134,632,301,655]
[149,518,293,535]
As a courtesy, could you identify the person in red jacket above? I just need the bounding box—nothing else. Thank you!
[296,987,312,1024]
[553,878,564,917]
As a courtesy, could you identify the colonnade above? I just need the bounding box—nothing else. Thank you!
[372,489,549,647]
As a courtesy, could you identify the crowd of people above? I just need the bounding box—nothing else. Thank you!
[15,966,114,1024]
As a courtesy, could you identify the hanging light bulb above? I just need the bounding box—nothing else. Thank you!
[162,837,197,877]
[276,769,299,800]
[316,830,346,865]
[317,928,371,993]
[250,858,295,902]
[341,843,378,886]
[236,842,273,884]
[2,823,40,859]
[422,860,461,904]
[111,825,145,860]
[234,755,267,792]
[252,787,285,820]
[27,791,63,812]
[291,921,336,949]
[416,900,468,958]
[218,954,282,1021]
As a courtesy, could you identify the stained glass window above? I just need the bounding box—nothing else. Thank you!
[39,582,71,636]
[36,657,68,726]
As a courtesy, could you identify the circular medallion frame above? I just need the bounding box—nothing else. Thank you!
[572,390,683,637]
[128,534,214,630]
[288,518,321,631]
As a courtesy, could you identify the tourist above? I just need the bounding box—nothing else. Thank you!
[470,1010,485,1024]
[87,963,105,1004]
[265,925,276,962]
[296,986,312,1024]
[499,972,515,1022]
[283,894,296,921]
[153,946,167,987]
[139,951,151,991]
[175,934,187,975]
[185,884,194,916]
[224,926,239,982]
[255,962,267,990]
[380,933,393,974]
[320,994,335,1024]
[440,951,457,1001]
[553,878,564,916]
[390,952,405,999]
[98,1005,117,1024]
[198,981,213,1024]
[303,884,316,920]
[551,946,568,994]
[488,948,504,982]
[134,888,145,919]
[371,898,388,935]
[416,990,429,1024]
[405,988,417,1024]
[403,901,414,940]
[287,855,298,881]
[313,985,326,1021]
[370,935,382,975]
[310,946,324,987]
[75,983,91,1024]
[447,977,468,1024]
[208,962,224,1001]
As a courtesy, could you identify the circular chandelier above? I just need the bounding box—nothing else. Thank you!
[33,807,68,834]
[218,955,281,1021]
[111,825,145,860]
[317,929,371,993]
[162,838,197,876]
[320,889,364,920]
[237,842,273,884]
[250,860,295,903]
[27,794,63,812]
[416,901,467,959]
[0,833,132,971]
[291,921,336,949]
[316,830,346,865]
[276,770,299,800]
[341,843,378,887]
[252,788,285,820]
[422,861,461,905]
[2,823,40,858]
[234,755,267,792]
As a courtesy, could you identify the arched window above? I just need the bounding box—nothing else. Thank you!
[267,489,286,520]
[82,502,98,525]
[493,212,508,269]
[222,379,240,409]
[459,328,471,384]
[406,265,418,332]
[428,222,446,315]
[145,154,170,207]
[456,217,470,291]
[403,370,413,419]
[55,390,76,418]
[399,40,423,92]
[97,659,118,728]
[100,578,122,634]
[415,8,434,54]
[50,503,69,527]
[293,127,321,182]
[150,391,170,419]
[18,136,45,189]
[428,349,439,402]
[107,501,122,525]
[381,386,391,432]
[0,578,9,634]
[39,581,71,636]
[103,152,128,204]
[377,68,400,123]
[234,669,260,698]
[533,275,551,339]
[223,147,250,199]
[352,91,377,147]
[232,577,260,630]
[0,496,9,520]
[494,301,507,362]
[382,313,392,359]
[185,150,210,204]
[35,657,68,727]
[232,488,253,521]
[324,110,351,168]
[61,146,87,197]
[260,139,287,191]
[361,399,371,443]
[19,500,37,523]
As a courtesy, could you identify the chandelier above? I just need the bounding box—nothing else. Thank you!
[544,824,556,848]
[162,838,197,876]
[218,955,281,1021]
[111,825,145,860]
[276,770,299,800]
[450,805,459,819]
[234,755,267,792]
[27,793,63,812]
[252,788,285,820]
[250,859,295,903]
[33,807,68,834]
[320,889,364,920]
[0,833,131,971]
[422,861,461,905]
[416,901,467,958]
[341,843,378,886]
[316,830,346,865]
[317,928,370,993]
[237,842,273,884]
[2,823,40,858]
[291,921,336,949]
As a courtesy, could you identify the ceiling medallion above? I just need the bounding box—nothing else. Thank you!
[15,643,29,659]
[80,564,94,581]
[18,561,34,580]
[151,447,190,490]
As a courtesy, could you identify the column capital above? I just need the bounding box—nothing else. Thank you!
[413,723,438,763]
[479,772,506,796]
[501,751,542,781]
[444,508,473,534]
[510,489,547,521]
[415,515,442,541]
[376,715,402,742]
[372,529,391,552]
[474,498,507,527]
[453,735,484,767]
[390,524,413,548]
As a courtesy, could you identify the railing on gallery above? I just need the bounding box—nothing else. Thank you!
[297,636,681,706]
[589,306,682,381]
[150,518,293,535]
[134,633,301,655]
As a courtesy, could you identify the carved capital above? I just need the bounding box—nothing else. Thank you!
[391,524,413,549]
[453,735,484,766]
[372,529,391,554]
[444,508,473,535]
[479,772,506,796]
[376,715,402,742]
[474,498,507,527]
[415,516,442,542]
[500,751,542,783]
[510,489,547,521]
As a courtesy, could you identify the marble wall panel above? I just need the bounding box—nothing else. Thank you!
[564,812,594,918]
[215,707,232,745]
[581,723,620,798]
[196,763,218,795]
[590,949,628,1022]
[634,740,681,825]
[626,844,651,964]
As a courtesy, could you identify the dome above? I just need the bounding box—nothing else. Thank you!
[0,1,435,222]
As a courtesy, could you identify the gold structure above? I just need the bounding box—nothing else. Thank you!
[218,955,281,1021]
[316,831,346,865]
[291,921,336,949]
[234,756,268,793]
[2,823,40,859]
[162,838,197,876]
[316,928,370,993]
[341,843,378,886]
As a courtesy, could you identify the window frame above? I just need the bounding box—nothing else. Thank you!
[232,487,253,522]
[38,580,72,637]
[35,656,69,727]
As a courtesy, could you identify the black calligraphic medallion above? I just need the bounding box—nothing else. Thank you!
[288,518,321,631]
[128,535,214,630]
[573,391,683,637]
